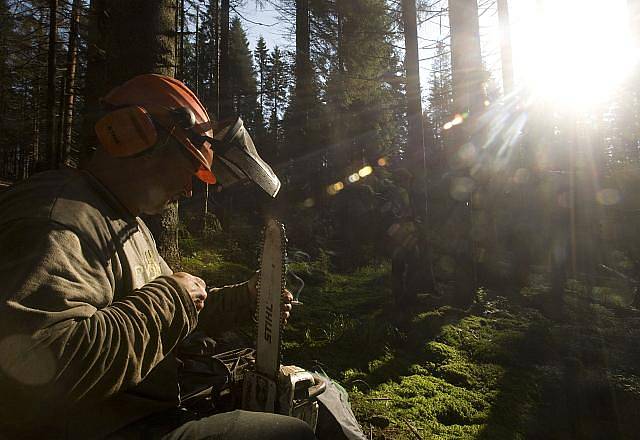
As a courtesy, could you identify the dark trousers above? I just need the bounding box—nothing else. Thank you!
[108,409,317,440]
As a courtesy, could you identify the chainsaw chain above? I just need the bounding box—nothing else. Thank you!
[255,219,287,370]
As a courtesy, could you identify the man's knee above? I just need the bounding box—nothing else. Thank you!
[163,410,316,440]
[272,414,317,440]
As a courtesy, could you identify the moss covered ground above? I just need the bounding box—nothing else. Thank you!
[181,244,640,439]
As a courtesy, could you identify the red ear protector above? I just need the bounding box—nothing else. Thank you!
[95,105,198,157]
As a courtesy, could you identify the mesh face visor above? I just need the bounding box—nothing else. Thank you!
[190,117,281,197]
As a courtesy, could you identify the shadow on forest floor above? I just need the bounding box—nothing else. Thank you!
[480,293,640,440]
[281,265,640,439]
[181,241,640,439]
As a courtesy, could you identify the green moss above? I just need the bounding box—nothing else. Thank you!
[180,239,640,439]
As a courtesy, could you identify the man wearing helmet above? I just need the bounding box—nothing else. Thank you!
[0,74,312,439]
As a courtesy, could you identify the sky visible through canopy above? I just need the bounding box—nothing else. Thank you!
[238,0,637,107]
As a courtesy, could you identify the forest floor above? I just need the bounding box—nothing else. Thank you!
[182,243,640,439]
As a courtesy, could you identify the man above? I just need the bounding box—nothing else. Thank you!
[0,74,315,439]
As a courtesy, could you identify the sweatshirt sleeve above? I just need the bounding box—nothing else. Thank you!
[0,219,198,407]
[197,281,256,336]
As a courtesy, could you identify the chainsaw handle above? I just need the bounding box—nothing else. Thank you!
[308,373,327,399]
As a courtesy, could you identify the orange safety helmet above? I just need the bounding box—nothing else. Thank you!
[95,74,216,184]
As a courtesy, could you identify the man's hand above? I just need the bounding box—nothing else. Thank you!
[248,271,294,326]
[170,272,207,313]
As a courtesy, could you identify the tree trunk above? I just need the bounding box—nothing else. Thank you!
[46,0,58,169]
[61,0,81,165]
[448,0,486,306]
[401,0,425,174]
[497,0,514,94]
[179,0,185,80]
[295,0,311,121]
[219,0,231,117]
[448,0,485,116]
[83,0,181,268]
[213,0,219,118]
[195,6,200,95]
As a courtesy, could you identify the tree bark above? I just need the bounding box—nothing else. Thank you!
[213,0,219,118]
[46,0,58,169]
[447,0,486,306]
[219,0,231,117]
[295,0,311,120]
[448,0,485,116]
[401,0,425,173]
[61,0,81,165]
[83,0,181,268]
[497,0,514,94]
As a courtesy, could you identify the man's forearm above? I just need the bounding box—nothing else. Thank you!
[1,275,197,408]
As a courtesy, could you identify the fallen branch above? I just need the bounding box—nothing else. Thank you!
[403,419,423,440]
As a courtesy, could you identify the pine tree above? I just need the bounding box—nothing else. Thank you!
[197,0,219,115]
[325,0,402,174]
[264,46,290,160]
[428,41,454,153]
[228,17,257,128]
[253,36,269,149]
[254,36,268,119]
[0,0,14,147]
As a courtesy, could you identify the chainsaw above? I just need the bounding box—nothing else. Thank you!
[177,219,326,430]
[241,219,326,430]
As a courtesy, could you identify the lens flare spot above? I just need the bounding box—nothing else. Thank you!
[302,198,315,208]
[358,166,373,178]
[327,181,345,196]
[596,188,621,206]
[347,173,360,183]
[443,113,466,130]
[377,157,388,167]
[450,177,476,201]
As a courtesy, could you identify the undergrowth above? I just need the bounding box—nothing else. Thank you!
[181,239,640,439]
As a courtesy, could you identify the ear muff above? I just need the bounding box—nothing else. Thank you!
[95,106,158,157]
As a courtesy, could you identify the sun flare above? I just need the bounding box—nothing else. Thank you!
[511,0,638,107]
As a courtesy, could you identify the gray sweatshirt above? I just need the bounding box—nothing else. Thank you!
[0,169,254,439]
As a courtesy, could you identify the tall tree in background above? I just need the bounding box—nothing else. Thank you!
[428,41,454,154]
[228,17,258,127]
[325,0,401,172]
[253,35,269,143]
[401,0,425,174]
[219,0,231,117]
[0,0,13,149]
[264,46,290,161]
[294,0,311,118]
[497,0,514,94]
[45,0,58,169]
[197,0,220,115]
[254,36,268,118]
[60,0,81,165]
[447,0,485,306]
[449,0,485,116]
[83,0,181,267]
[283,0,316,160]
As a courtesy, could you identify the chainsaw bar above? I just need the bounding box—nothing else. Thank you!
[254,218,287,379]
